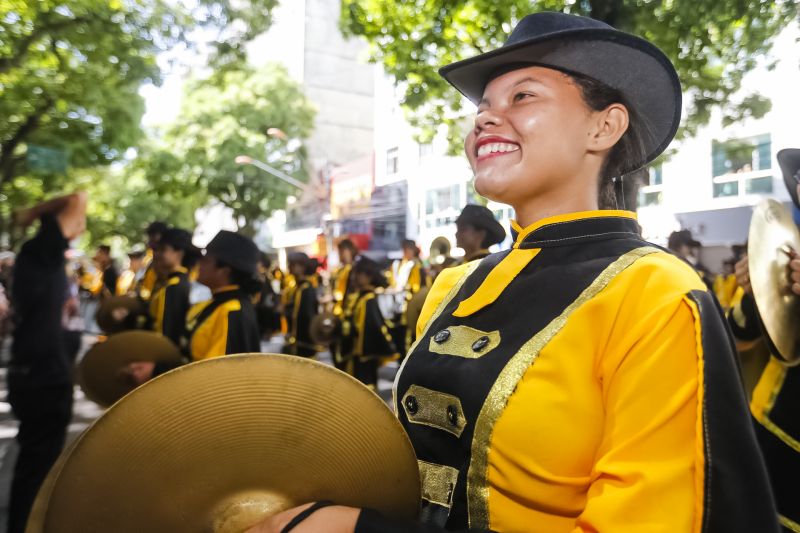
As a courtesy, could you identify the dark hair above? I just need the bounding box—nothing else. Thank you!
[353,257,388,289]
[97,244,111,254]
[146,221,169,237]
[567,72,650,209]
[337,238,358,254]
[259,252,271,269]
[214,258,262,295]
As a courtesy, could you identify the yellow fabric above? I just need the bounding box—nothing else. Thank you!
[751,357,786,421]
[420,249,708,532]
[148,267,186,335]
[116,270,136,296]
[453,249,541,317]
[416,262,473,338]
[332,264,352,316]
[187,298,242,361]
[139,265,159,301]
[713,274,739,311]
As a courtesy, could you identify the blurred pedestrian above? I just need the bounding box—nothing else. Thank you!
[7,191,86,533]
[282,252,319,357]
[454,204,506,263]
[92,244,118,299]
[667,229,713,288]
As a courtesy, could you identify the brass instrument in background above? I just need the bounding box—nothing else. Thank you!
[748,199,800,365]
[429,236,452,266]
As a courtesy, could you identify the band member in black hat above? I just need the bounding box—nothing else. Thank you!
[124,230,261,384]
[667,229,713,288]
[282,252,320,357]
[339,257,398,388]
[455,204,506,263]
[148,228,200,346]
[730,148,800,531]
[251,11,777,533]
[136,220,169,301]
[7,192,86,533]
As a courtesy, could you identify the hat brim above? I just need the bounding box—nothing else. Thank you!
[439,29,681,175]
[778,149,800,208]
[456,214,506,246]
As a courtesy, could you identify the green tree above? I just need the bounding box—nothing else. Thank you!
[151,63,317,238]
[0,0,281,246]
[341,0,798,151]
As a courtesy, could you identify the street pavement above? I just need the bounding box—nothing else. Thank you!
[0,333,398,532]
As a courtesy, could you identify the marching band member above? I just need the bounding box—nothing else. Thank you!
[282,252,320,357]
[339,257,398,388]
[251,12,777,533]
[454,204,506,263]
[148,228,199,346]
[123,230,261,383]
[136,220,168,301]
[730,148,800,531]
[331,238,360,371]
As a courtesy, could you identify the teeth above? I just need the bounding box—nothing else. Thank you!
[477,142,519,157]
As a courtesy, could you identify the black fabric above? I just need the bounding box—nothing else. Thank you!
[279,501,336,533]
[102,265,118,295]
[778,148,800,208]
[754,420,800,529]
[255,281,280,336]
[355,508,494,533]
[7,384,73,533]
[685,291,779,533]
[283,280,318,357]
[9,214,71,388]
[397,218,649,529]
[727,293,761,341]
[349,291,397,386]
[438,12,681,174]
[205,230,259,276]
[223,303,261,355]
[159,271,191,346]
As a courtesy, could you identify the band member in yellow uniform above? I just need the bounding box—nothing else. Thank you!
[339,257,398,388]
[124,230,261,384]
[389,239,427,354]
[148,228,199,346]
[282,252,319,357]
[250,12,777,533]
[454,204,506,264]
[116,248,146,296]
[730,148,800,531]
[331,239,360,371]
[137,221,168,301]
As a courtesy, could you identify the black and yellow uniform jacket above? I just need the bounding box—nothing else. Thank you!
[283,278,319,357]
[185,285,260,361]
[148,268,191,347]
[730,293,798,532]
[153,285,260,376]
[340,289,397,363]
[332,263,356,317]
[356,210,778,533]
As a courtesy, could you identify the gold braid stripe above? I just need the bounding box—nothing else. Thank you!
[392,261,481,413]
[466,246,660,528]
[780,515,800,533]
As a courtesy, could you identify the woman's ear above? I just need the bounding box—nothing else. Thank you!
[588,103,629,153]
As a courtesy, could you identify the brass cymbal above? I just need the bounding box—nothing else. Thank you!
[748,199,800,364]
[310,312,341,345]
[95,296,145,334]
[31,354,420,532]
[78,331,183,407]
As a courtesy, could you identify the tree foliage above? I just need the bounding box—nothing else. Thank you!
[144,63,317,238]
[341,0,798,152]
[0,0,281,246]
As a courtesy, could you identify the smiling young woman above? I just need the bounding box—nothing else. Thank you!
[247,12,779,533]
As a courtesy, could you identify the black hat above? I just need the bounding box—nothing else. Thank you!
[778,149,800,209]
[205,231,260,276]
[159,228,199,254]
[439,12,681,174]
[668,230,700,251]
[146,221,169,236]
[456,204,506,247]
[353,256,389,289]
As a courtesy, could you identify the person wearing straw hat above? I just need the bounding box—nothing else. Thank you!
[247,11,777,533]
[729,147,800,532]
[454,204,507,263]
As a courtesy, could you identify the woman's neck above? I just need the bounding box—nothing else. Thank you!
[512,186,599,229]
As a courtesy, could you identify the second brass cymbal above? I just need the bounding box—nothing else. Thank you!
[748,199,800,364]
[95,296,144,334]
[78,330,183,407]
[31,354,420,532]
[310,312,341,345]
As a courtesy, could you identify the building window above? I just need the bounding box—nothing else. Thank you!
[712,134,773,198]
[418,142,433,159]
[425,184,461,216]
[637,163,664,207]
[386,147,399,175]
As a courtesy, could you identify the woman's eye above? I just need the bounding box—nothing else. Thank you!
[513,92,534,102]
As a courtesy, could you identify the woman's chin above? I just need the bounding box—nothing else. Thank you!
[474,175,515,205]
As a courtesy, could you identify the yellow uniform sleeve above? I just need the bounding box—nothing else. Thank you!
[574,299,700,532]
[189,302,239,361]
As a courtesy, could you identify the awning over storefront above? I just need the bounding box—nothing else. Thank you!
[272,227,322,249]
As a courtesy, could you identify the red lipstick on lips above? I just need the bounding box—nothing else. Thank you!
[474,135,520,162]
